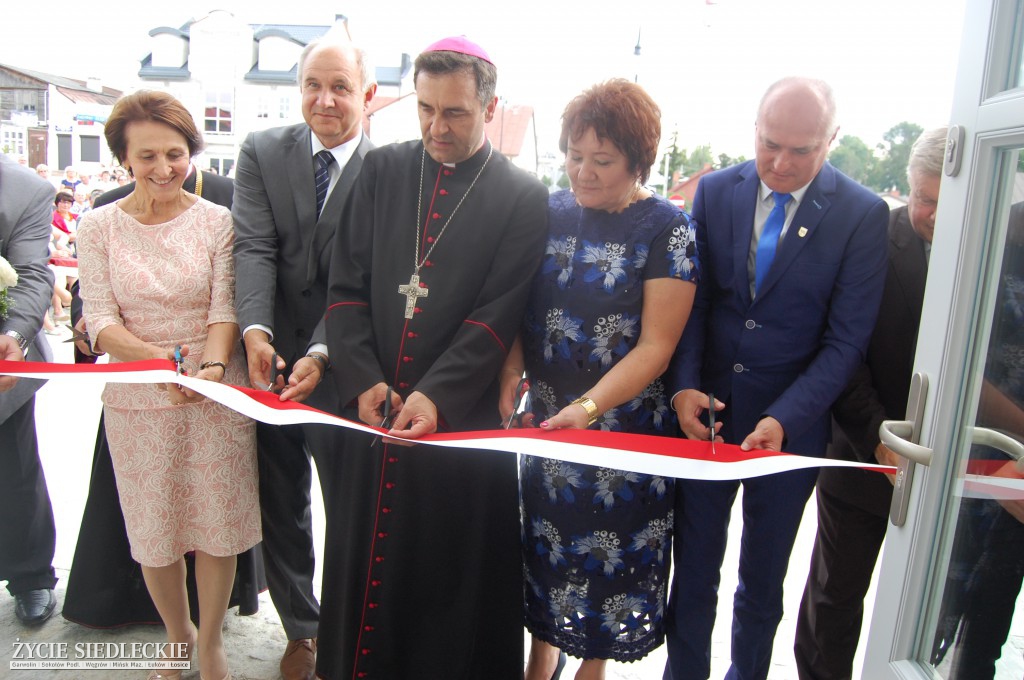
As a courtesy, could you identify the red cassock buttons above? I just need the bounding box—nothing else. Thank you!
[407,332,416,338]
[426,236,435,243]
[388,456,398,463]
[363,625,374,631]
[402,356,413,363]
[440,189,448,195]
[432,212,441,219]
[423,260,433,267]
[385,482,395,489]
[397,383,409,389]
[382,507,391,513]
[361,648,371,655]
[444,169,452,176]
[371,580,381,586]
[375,556,384,563]
[368,602,379,608]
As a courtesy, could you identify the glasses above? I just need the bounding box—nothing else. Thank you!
[57,199,73,204]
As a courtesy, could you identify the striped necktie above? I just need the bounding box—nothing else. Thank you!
[755,191,792,294]
[314,150,335,216]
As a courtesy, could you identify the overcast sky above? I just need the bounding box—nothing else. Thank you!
[3,0,966,158]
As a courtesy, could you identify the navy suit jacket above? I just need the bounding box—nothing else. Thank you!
[670,160,889,456]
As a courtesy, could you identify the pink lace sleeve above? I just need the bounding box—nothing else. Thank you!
[76,211,123,341]
[207,206,237,327]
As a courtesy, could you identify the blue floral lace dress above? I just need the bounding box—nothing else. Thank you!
[520,189,700,661]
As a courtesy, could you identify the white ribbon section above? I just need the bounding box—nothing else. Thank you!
[1,362,899,481]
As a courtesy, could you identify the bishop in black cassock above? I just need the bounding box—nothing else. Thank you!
[320,36,548,680]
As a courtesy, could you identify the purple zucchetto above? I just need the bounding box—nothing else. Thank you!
[421,35,494,65]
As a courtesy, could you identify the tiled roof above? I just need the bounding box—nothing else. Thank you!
[148,20,328,45]
[485,104,534,158]
[137,54,190,81]
[0,64,122,103]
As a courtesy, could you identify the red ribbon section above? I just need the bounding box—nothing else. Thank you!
[2,358,897,481]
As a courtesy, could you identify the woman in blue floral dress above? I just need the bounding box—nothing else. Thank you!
[501,80,699,679]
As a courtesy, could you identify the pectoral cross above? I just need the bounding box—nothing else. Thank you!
[397,273,429,319]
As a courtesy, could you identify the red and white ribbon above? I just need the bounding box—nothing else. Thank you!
[2,359,899,481]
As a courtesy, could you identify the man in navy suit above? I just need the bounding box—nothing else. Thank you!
[663,77,889,680]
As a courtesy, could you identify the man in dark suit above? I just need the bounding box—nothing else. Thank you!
[792,127,946,680]
[232,33,375,680]
[0,155,58,625]
[663,77,889,680]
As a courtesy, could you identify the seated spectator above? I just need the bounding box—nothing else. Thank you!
[35,164,50,182]
[71,187,90,219]
[60,166,80,191]
[51,192,76,249]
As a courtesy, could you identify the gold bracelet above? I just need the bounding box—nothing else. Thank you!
[570,396,600,426]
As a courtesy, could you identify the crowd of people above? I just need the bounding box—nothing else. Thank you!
[0,27,1008,680]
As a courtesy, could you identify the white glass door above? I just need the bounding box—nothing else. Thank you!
[864,1,1024,678]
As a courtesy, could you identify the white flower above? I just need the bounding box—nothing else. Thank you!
[0,255,17,289]
[0,255,17,320]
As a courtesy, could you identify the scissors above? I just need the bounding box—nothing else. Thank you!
[707,392,716,456]
[369,385,395,449]
[173,345,187,376]
[504,376,530,429]
[266,352,280,392]
[63,324,89,345]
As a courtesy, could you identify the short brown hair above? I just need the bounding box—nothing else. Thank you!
[414,51,497,107]
[104,91,203,172]
[559,79,661,185]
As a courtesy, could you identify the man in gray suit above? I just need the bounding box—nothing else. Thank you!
[232,33,375,680]
[0,155,58,625]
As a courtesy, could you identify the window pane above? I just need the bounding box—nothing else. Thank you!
[80,136,100,163]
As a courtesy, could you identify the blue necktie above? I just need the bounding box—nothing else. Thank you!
[314,150,335,216]
[755,191,792,294]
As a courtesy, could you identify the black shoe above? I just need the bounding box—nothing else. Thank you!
[14,589,56,625]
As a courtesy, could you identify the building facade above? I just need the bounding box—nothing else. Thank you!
[136,10,410,176]
[0,64,121,171]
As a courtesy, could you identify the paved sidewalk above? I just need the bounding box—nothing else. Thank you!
[0,329,870,679]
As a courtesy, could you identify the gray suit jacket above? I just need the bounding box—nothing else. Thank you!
[232,123,372,411]
[0,156,56,422]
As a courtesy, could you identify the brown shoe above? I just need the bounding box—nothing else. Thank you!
[280,638,316,680]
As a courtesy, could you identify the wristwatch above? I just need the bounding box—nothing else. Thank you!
[306,351,330,373]
[3,329,28,354]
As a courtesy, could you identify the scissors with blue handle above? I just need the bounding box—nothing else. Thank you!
[173,345,186,376]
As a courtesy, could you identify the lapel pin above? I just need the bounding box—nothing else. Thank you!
[812,199,822,209]
[798,227,808,238]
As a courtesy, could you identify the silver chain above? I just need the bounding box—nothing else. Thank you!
[412,143,494,274]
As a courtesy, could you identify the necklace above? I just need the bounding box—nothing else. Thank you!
[398,144,494,319]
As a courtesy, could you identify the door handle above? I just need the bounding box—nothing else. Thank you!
[882,373,928,526]
[880,419,934,466]
[879,422,1024,465]
[968,427,1024,461]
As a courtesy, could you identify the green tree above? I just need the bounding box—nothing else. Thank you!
[871,121,924,194]
[716,152,746,169]
[828,135,877,186]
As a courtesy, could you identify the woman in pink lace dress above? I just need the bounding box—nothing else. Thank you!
[77,91,258,680]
